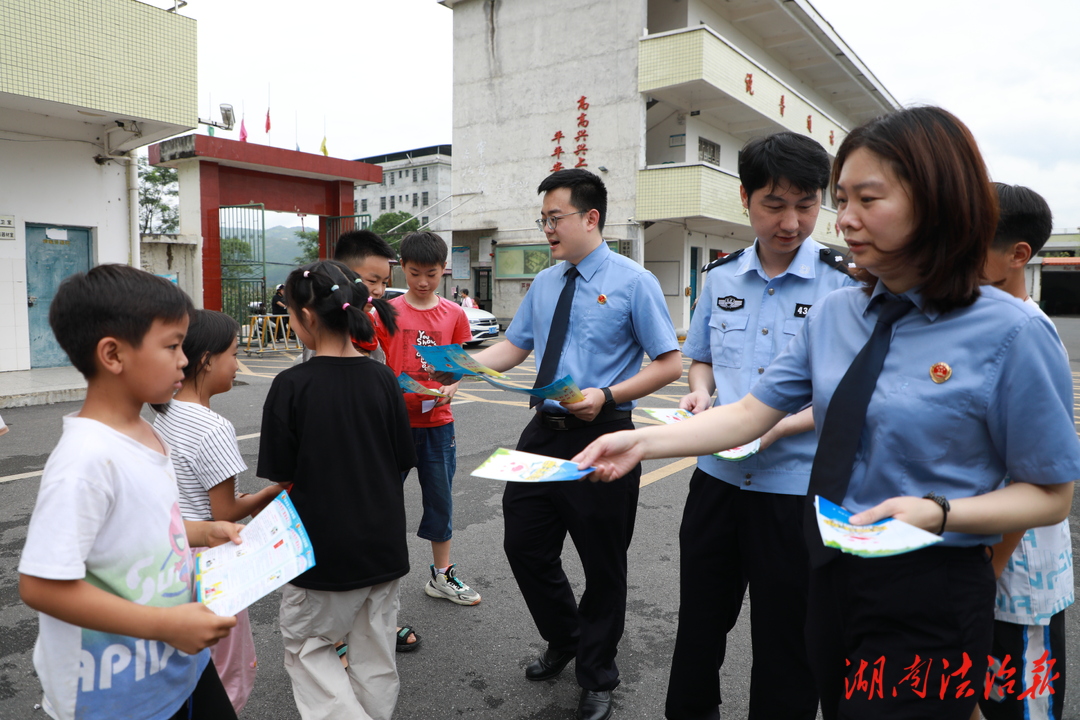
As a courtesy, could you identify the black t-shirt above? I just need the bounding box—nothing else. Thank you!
[257,356,416,590]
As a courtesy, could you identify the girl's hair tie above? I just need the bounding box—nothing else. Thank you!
[303,270,310,278]
[367,296,374,305]
[342,302,351,310]
[330,284,339,291]
[354,278,363,284]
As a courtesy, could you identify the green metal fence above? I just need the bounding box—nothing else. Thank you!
[219,204,267,324]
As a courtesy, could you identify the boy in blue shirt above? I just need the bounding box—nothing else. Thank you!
[670,132,855,720]
[18,264,243,720]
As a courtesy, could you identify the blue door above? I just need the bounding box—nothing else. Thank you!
[689,246,702,313]
[26,225,92,368]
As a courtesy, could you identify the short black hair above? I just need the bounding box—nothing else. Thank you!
[537,168,608,232]
[49,264,193,379]
[399,231,448,267]
[738,132,831,201]
[286,259,396,343]
[152,309,238,413]
[992,182,1053,255]
[334,230,397,266]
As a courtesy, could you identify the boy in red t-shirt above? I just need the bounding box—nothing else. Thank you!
[383,232,481,605]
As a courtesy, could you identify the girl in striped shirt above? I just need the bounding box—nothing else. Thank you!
[153,309,279,713]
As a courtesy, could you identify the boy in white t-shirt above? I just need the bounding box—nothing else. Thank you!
[18,264,244,720]
[978,183,1073,720]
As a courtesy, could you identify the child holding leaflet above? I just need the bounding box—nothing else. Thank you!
[258,260,415,720]
[18,264,242,720]
[382,231,480,605]
[334,229,422,653]
[152,309,280,713]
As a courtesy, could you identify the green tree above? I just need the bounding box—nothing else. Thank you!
[137,155,179,234]
[371,211,420,247]
[293,229,320,265]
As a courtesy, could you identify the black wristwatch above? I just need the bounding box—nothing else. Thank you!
[923,492,950,535]
[600,386,615,408]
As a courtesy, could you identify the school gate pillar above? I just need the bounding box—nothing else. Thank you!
[149,134,381,313]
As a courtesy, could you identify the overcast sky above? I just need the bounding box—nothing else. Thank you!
[154,0,1078,229]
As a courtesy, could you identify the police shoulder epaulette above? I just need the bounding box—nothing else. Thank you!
[818,248,851,276]
[702,248,745,273]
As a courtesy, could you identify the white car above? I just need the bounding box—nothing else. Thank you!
[383,289,500,347]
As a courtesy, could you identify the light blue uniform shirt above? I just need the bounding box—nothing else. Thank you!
[753,281,1080,547]
[506,242,679,413]
[682,238,856,494]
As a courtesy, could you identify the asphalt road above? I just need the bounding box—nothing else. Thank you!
[1,323,1079,720]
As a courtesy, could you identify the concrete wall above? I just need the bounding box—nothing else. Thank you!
[449,0,648,320]
[0,125,133,371]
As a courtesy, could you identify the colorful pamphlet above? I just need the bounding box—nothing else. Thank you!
[638,407,761,460]
[472,448,595,482]
[482,374,586,403]
[195,491,315,617]
[397,372,448,397]
[814,496,943,558]
[412,343,586,403]
[413,344,508,379]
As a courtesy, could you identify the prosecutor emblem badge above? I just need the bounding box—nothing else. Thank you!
[929,362,952,384]
[597,294,607,305]
[717,296,745,311]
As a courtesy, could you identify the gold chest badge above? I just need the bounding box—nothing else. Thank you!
[929,362,952,384]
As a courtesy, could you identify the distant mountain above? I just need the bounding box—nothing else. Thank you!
[265,225,308,287]
[216,224,310,289]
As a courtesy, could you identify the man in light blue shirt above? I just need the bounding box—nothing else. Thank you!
[669,133,855,720]
[472,169,681,720]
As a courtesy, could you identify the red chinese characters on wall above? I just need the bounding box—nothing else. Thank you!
[807,115,813,133]
[550,97,591,171]
[779,95,786,117]
[745,73,755,95]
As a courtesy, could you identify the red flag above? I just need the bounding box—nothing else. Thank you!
[265,109,271,134]
[239,118,248,142]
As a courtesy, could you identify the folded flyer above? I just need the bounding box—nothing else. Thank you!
[413,344,508,379]
[814,496,943,558]
[397,372,447,397]
[195,491,316,617]
[472,448,595,482]
[639,407,761,460]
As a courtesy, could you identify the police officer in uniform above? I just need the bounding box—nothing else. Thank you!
[667,133,856,720]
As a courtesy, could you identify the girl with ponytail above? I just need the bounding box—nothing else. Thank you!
[257,260,417,718]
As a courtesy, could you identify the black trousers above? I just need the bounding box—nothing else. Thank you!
[980,611,1067,720]
[168,660,237,720]
[806,544,995,720]
[665,469,818,720]
[503,414,640,692]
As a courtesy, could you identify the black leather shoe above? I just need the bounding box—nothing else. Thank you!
[524,647,575,681]
[576,689,613,720]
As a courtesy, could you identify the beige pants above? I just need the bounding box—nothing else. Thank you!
[279,580,400,720]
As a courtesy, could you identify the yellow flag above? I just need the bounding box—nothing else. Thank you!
[320,137,328,156]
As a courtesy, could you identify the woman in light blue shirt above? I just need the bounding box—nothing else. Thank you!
[575,106,1078,720]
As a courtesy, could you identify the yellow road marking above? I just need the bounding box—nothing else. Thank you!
[640,457,697,487]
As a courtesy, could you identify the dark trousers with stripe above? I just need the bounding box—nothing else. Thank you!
[665,468,818,720]
[503,415,640,692]
[980,611,1067,720]
[806,544,995,720]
